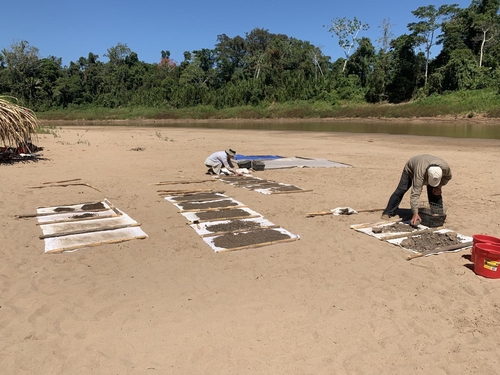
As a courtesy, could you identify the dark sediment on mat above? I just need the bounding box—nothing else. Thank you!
[373,222,414,234]
[54,207,75,212]
[70,213,97,219]
[81,202,105,211]
[195,208,254,221]
[268,185,303,191]
[205,219,264,233]
[212,229,291,249]
[178,199,239,211]
[401,232,463,252]
[169,193,225,202]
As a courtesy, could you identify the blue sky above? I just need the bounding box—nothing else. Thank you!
[2,0,472,67]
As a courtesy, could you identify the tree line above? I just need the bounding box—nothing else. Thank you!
[1,0,499,111]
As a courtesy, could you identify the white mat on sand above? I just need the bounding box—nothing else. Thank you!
[39,212,138,237]
[37,200,147,253]
[253,184,305,195]
[36,200,111,215]
[43,227,148,254]
[164,192,227,203]
[263,156,351,169]
[190,216,277,236]
[201,227,300,252]
[36,208,118,224]
[180,207,262,223]
[386,228,473,254]
[163,193,299,252]
[171,197,245,211]
[350,221,429,241]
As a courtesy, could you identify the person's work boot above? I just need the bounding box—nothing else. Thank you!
[381,213,391,220]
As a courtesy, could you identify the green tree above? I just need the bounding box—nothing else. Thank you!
[439,48,482,90]
[473,16,499,67]
[1,40,40,101]
[385,34,420,103]
[36,56,62,108]
[214,34,247,83]
[104,43,131,66]
[346,37,375,87]
[366,18,396,102]
[408,4,459,88]
[326,17,369,72]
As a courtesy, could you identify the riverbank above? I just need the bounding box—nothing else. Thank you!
[2,126,500,374]
[39,113,500,126]
[33,88,500,125]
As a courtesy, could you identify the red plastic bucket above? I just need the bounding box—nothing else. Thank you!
[472,234,500,263]
[474,243,500,278]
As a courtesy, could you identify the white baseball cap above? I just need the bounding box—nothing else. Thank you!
[427,166,442,187]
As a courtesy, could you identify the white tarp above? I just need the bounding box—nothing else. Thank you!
[170,197,246,212]
[201,227,300,252]
[164,192,228,204]
[351,221,429,241]
[180,207,262,223]
[39,212,138,236]
[263,156,351,169]
[36,200,111,215]
[43,227,148,254]
[386,228,472,254]
[253,184,303,195]
[163,193,299,252]
[36,200,147,253]
[190,216,277,236]
[36,208,118,224]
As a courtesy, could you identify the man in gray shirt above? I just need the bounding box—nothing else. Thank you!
[381,154,452,226]
[205,148,242,176]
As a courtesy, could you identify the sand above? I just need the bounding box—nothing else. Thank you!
[1,124,500,374]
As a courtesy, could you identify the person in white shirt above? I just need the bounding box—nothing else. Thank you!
[204,148,242,176]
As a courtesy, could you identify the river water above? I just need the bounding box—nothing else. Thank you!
[146,120,500,140]
[59,120,500,139]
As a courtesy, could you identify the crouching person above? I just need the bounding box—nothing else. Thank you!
[205,148,242,176]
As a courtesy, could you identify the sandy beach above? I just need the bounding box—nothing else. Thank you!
[1,124,500,374]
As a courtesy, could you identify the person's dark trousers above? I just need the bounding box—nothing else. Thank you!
[426,184,443,211]
[383,169,444,216]
[383,169,411,216]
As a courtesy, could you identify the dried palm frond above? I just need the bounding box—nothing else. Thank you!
[0,96,39,150]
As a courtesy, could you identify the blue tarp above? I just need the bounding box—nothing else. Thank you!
[235,154,283,160]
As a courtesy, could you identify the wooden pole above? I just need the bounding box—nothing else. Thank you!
[40,222,141,239]
[351,219,401,230]
[313,208,384,217]
[42,178,82,184]
[307,208,385,217]
[270,189,313,194]
[406,241,473,261]
[306,211,333,217]
[17,206,110,219]
[36,213,119,225]
[151,179,216,185]
[29,183,103,192]
[103,199,123,217]
[36,200,101,209]
[380,227,445,241]
[45,235,148,254]
[158,188,216,194]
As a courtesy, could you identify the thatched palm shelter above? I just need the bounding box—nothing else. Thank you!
[0,97,39,151]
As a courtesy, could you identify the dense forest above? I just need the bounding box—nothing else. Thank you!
[1,0,499,112]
